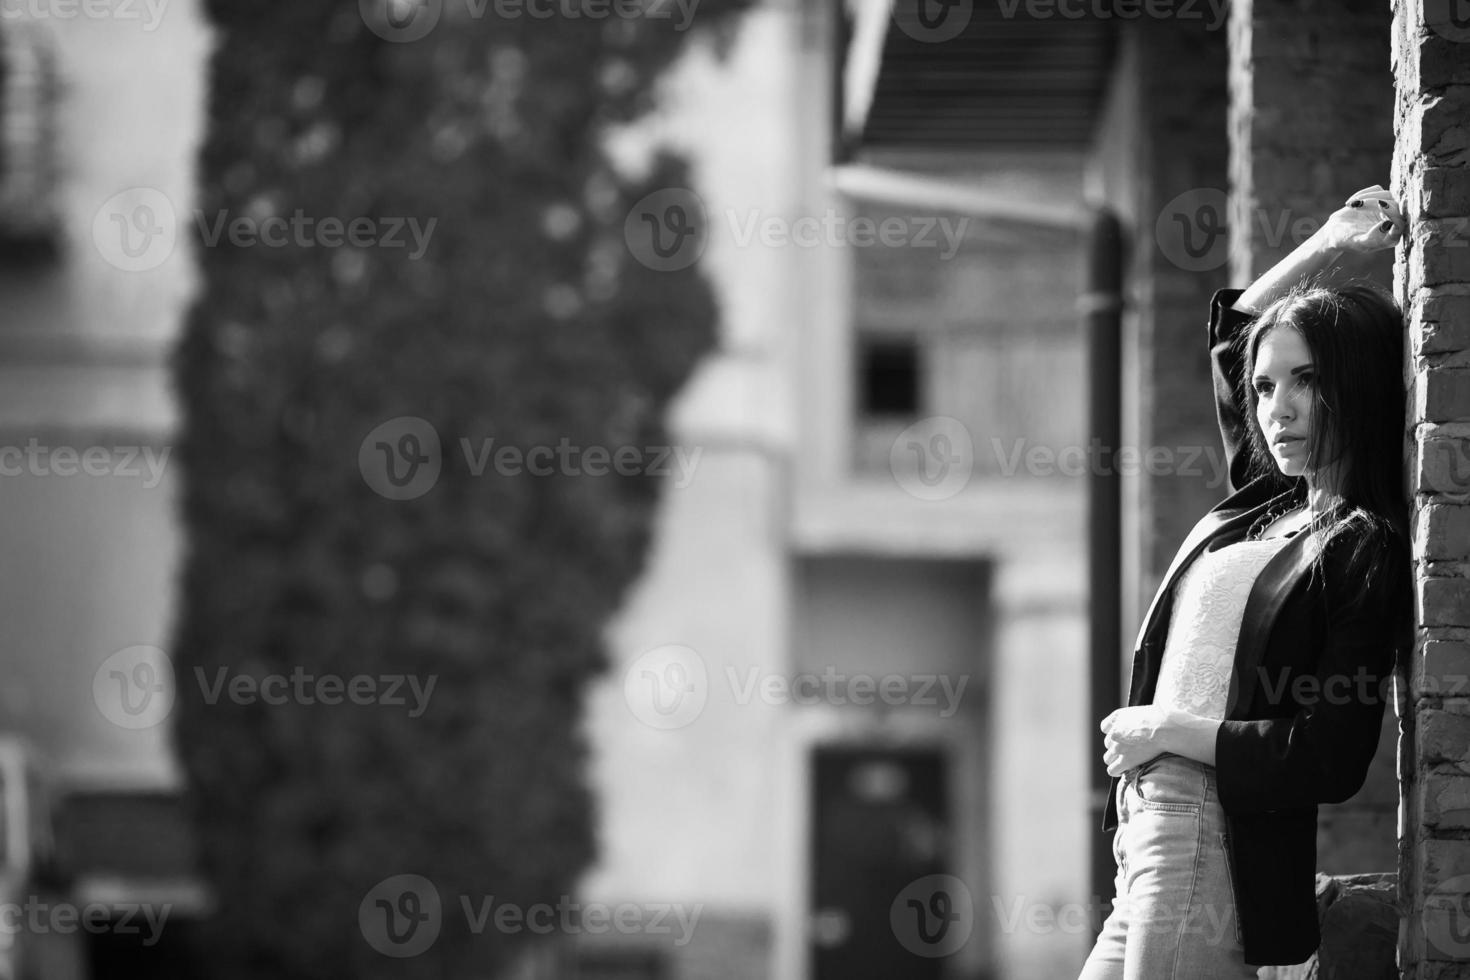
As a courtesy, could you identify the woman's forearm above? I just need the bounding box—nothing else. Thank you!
[1161,710,1220,766]
[1233,187,1403,314]
[1232,230,1344,315]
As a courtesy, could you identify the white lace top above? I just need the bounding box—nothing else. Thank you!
[1152,535,1292,720]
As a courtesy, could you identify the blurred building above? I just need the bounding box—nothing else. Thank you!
[581,4,1090,978]
[580,1,1402,979]
[0,2,211,977]
[0,0,1417,979]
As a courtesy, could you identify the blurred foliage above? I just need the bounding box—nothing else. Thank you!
[169,1,754,977]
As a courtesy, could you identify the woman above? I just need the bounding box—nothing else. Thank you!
[1078,185,1414,978]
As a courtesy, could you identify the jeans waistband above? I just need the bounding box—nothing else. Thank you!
[1128,751,1216,780]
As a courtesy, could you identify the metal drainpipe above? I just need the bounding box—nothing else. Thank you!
[1082,206,1124,937]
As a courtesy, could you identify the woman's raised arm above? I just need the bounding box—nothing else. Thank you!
[1232,184,1405,314]
[1207,185,1406,491]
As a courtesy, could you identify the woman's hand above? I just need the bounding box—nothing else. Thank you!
[1315,184,1406,253]
[1101,705,1221,776]
[1232,183,1404,315]
[1101,705,1169,777]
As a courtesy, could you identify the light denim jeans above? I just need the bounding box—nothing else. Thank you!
[1078,753,1260,980]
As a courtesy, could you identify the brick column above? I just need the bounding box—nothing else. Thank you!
[1394,1,1470,975]
[1229,0,1396,284]
[1228,0,1400,878]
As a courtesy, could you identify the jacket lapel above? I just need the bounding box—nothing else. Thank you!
[1227,520,1326,715]
[1126,478,1300,709]
[1130,501,1260,653]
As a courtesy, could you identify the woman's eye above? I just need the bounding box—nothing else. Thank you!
[1254,382,1273,396]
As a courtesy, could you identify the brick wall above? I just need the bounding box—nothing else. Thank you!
[1228,0,1401,878]
[1394,0,1470,974]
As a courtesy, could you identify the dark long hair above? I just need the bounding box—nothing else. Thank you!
[1236,280,1409,603]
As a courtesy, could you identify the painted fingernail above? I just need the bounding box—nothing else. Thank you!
[1350,200,1363,208]
[1381,220,1393,231]
[1378,200,1389,208]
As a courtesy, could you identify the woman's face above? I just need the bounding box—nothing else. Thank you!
[1252,326,1317,479]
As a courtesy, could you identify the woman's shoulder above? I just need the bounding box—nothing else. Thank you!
[1318,509,1407,557]
[1314,510,1411,608]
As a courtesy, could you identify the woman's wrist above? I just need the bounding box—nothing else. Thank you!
[1160,709,1220,766]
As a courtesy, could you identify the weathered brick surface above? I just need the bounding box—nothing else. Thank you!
[1418,221,1470,285]
[1395,0,1470,973]
[1420,577,1470,629]
[1422,167,1470,218]
[1420,370,1470,422]
[1416,506,1470,561]
[1418,769,1470,830]
[1416,293,1470,355]
[1416,839,1470,901]
[1414,423,1470,505]
[1417,704,1470,765]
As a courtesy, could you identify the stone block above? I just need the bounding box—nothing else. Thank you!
[1417,506,1470,561]
[1259,873,1397,980]
[1419,369,1470,423]
[1414,430,1470,504]
[1418,706,1470,764]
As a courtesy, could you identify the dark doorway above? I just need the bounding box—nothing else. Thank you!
[810,745,952,980]
[87,913,206,980]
